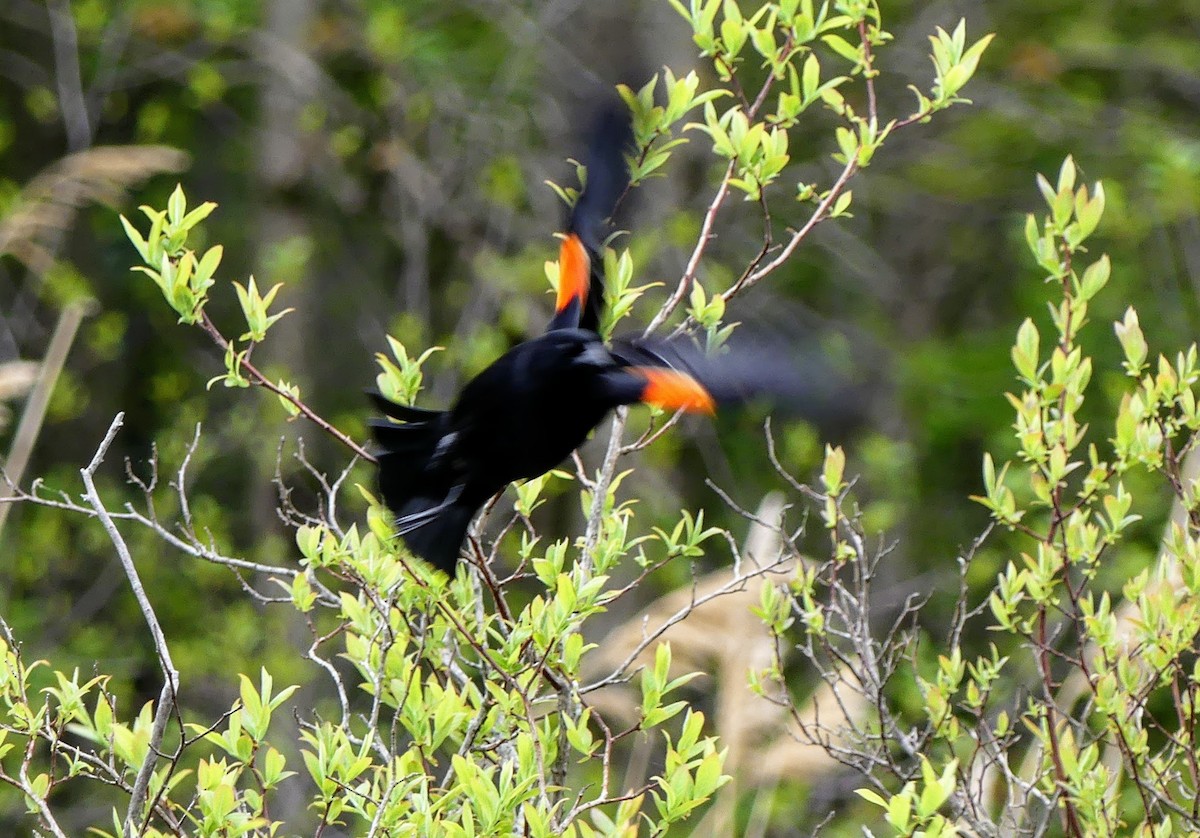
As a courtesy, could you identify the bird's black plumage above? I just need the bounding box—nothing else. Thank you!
[370,328,715,574]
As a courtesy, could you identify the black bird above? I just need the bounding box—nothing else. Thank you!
[370,104,863,574]
[371,104,647,575]
[369,328,717,575]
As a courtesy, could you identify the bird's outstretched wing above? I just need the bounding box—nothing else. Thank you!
[548,103,634,334]
[610,332,869,432]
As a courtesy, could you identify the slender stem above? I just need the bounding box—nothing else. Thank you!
[1035,607,1083,837]
[12,760,68,838]
[198,312,375,463]
[0,298,94,540]
[857,19,878,125]
[79,414,180,836]
[582,408,628,570]
[641,55,782,337]
[643,162,737,335]
[732,156,859,297]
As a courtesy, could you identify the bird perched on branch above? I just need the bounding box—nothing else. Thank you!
[370,104,860,575]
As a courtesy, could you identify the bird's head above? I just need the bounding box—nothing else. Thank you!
[537,328,613,371]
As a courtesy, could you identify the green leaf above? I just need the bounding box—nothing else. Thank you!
[179,201,217,232]
[821,444,845,493]
[1012,317,1040,381]
[831,189,853,217]
[1057,155,1077,194]
[802,53,820,100]
[1079,255,1110,301]
[855,787,889,809]
[120,215,149,263]
[821,33,861,65]
[1113,307,1147,375]
[167,183,187,226]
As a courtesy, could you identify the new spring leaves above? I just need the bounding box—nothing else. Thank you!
[121,185,298,399]
[121,185,221,326]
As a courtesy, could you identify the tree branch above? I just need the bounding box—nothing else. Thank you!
[197,311,375,463]
[78,413,179,837]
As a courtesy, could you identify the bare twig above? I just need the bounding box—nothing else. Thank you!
[857,19,879,125]
[643,161,737,335]
[581,408,629,572]
[728,157,859,299]
[78,414,179,836]
[4,456,339,608]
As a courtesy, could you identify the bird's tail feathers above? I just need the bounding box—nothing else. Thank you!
[395,494,475,576]
[369,389,473,575]
[369,389,450,517]
[367,389,442,423]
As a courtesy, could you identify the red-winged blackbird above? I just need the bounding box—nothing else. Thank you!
[371,105,648,574]
[370,106,860,574]
[369,328,718,574]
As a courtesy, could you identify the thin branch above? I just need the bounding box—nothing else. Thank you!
[197,311,375,463]
[729,156,859,299]
[643,161,737,335]
[12,762,68,838]
[581,551,794,695]
[5,464,339,607]
[857,19,879,125]
[582,408,629,571]
[78,414,179,836]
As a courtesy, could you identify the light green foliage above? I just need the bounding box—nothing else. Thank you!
[121,185,220,326]
[716,146,1200,837]
[0,630,298,836]
[375,336,444,406]
[848,160,1200,834]
[602,249,662,341]
[122,186,294,392]
[617,68,726,183]
[856,758,959,837]
[284,474,730,833]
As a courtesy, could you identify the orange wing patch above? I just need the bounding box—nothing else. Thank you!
[555,233,590,315]
[633,367,716,415]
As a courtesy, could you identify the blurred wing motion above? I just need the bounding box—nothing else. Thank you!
[371,326,863,575]
[611,332,869,434]
[370,100,862,576]
[547,104,634,333]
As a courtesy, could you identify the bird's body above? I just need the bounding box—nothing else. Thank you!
[371,328,714,573]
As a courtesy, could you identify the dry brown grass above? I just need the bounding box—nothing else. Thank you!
[0,145,188,274]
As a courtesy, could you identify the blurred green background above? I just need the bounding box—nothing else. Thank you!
[1,0,1198,831]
